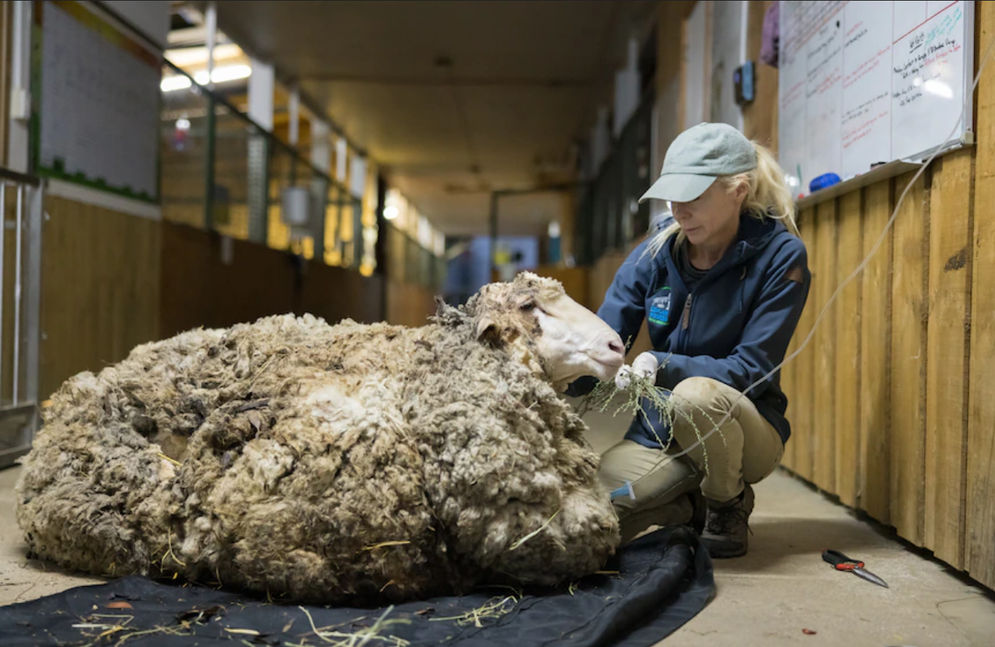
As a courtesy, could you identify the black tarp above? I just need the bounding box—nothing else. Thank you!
[0,526,713,646]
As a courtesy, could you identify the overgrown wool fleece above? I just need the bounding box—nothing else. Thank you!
[16,277,620,603]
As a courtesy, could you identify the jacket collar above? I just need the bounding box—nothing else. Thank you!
[663,213,785,280]
[734,213,785,260]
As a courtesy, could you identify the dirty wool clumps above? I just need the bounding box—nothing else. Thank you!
[16,274,619,604]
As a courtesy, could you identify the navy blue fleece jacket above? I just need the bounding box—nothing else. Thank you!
[579,214,810,447]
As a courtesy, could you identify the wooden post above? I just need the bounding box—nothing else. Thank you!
[834,190,863,507]
[889,170,929,546]
[811,199,838,493]
[858,180,893,522]
[966,0,995,592]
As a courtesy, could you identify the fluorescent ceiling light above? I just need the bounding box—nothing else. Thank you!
[161,64,250,93]
[165,42,243,67]
[192,64,252,86]
[161,75,192,92]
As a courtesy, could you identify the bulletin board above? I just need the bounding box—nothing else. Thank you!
[778,1,973,198]
[32,1,160,202]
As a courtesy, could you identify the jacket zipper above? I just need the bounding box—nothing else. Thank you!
[677,294,693,353]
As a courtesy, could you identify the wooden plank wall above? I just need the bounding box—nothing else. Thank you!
[858,182,892,521]
[40,206,391,398]
[160,221,385,337]
[968,0,995,587]
[783,206,816,482]
[781,1,995,590]
[385,279,435,328]
[810,200,837,493]
[40,196,161,400]
[834,191,861,507]
[924,151,973,568]
[532,265,589,310]
[742,0,778,149]
[888,171,929,545]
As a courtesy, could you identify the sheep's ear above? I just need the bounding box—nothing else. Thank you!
[475,316,501,345]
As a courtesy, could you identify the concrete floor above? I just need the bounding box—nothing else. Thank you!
[576,401,995,647]
[1,404,994,645]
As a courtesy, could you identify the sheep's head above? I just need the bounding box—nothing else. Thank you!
[463,272,624,391]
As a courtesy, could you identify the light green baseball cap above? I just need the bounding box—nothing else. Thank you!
[639,122,757,203]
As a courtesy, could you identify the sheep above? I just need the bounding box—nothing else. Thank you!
[16,272,626,604]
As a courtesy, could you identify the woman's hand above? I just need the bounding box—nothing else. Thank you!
[614,352,660,389]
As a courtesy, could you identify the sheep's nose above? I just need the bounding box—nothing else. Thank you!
[608,339,624,355]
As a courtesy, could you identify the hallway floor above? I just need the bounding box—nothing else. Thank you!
[1,415,994,645]
[575,399,995,646]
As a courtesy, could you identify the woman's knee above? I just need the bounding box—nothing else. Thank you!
[671,377,728,415]
[597,442,637,490]
[669,377,742,454]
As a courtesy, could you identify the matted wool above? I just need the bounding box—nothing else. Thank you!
[16,275,619,604]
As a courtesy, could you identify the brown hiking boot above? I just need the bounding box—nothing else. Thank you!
[700,484,754,558]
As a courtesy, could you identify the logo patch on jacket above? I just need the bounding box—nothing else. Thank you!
[648,287,672,325]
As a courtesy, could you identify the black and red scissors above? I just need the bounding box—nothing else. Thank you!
[822,549,889,588]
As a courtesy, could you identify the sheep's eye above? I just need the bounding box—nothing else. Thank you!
[519,300,536,312]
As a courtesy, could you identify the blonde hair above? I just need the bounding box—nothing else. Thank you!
[644,141,798,259]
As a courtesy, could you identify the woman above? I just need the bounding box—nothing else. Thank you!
[594,122,810,557]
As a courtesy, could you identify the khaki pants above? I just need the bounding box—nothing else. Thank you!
[600,377,784,537]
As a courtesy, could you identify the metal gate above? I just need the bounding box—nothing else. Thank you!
[0,168,42,469]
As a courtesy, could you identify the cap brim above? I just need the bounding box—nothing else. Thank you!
[639,174,716,203]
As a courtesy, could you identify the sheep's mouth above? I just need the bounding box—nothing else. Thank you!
[588,353,624,379]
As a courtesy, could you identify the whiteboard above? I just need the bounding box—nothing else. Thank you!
[35,2,160,202]
[778,1,973,197]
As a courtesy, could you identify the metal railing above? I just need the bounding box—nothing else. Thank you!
[0,167,42,469]
[159,60,444,290]
[160,59,363,266]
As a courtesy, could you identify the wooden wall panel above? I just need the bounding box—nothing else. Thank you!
[780,303,799,471]
[780,344,797,468]
[40,196,161,399]
[532,265,590,311]
[924,150,973,569]
[160,223,295,336]
[858,181,893,521]
[160,222,384,338]
[587,250,628,313]
[385,279,436,328]
[784,206,817,481]
[811,200,838,492]
[967,0,995,592]
[889,170,929,546]
[743,1,778,148]
[833,191,862,506]
[299,264,384,326]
